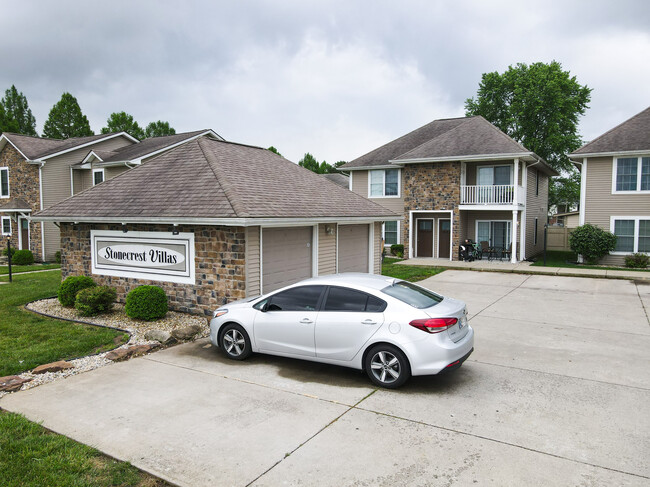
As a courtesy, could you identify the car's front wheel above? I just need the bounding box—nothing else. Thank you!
[364,344,411,389]
[219,323,252,360]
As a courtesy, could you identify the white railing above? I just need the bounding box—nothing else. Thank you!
[461,185,525,205]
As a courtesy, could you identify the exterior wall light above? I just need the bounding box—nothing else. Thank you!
[325,225,334,235]
[122,224,128,233]
[172,224,179,235]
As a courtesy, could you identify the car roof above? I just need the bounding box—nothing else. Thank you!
[295,273,400,292]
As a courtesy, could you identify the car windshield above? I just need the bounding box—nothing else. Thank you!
[381,281,443,309]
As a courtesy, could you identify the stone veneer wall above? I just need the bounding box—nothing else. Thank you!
[60,223,246,315]
[0,144,43,260]
[402,162,461,260]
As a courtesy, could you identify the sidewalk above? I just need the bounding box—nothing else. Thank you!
[399,257,650,281]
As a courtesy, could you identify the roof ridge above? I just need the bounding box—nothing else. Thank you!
[474,115,530,153]
[394,116,480,159]
[196,138,245,217]
[574,106,650,152]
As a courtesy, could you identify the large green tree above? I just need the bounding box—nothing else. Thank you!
[144,120,176,138]
[549,171,580,213]
[42,92,93,139]
[465,61,591,173]
[101,111,144,140]
[298,152,342,174]
[0,85,37,136]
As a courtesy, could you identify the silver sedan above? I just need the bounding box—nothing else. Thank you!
[209,273,474,388]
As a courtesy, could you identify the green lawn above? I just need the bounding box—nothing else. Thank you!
[382,257,445,281]
[531,251,650,272]
[0,411,170,487]
[0,263,61,275]
[0,270,128,376]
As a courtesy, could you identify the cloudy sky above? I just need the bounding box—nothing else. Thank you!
[1,0,649,163]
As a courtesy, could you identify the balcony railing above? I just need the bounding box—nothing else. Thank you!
[460,185,524,205]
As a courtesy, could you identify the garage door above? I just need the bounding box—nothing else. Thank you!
[338,224,369,273]
[262,227,313,294]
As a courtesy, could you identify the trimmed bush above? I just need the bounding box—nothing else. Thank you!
[75,286,117,316]
[55,250,61,264]
[390,244,404,258]
[12,249,34,265]
[58,276,96,307]
[625,253,649,269]
[125,285,168,321]
[569,223,617,265]
[2,246,16,257]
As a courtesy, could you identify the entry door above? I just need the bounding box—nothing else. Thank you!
[19,218,29,251]
[438,219,451,258]
[416,219,433,257]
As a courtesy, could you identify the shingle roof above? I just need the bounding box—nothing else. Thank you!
[571,106,650,155]
[2,132,122,160]
[0,198,31,211]
[321,173,349,188]
[35,137,398,221]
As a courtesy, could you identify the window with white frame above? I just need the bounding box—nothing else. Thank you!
[476,221,511,249]
[614,157,650,192]
[1,216,11,235]
[369,169,399,197]
[383,221,398,246]
[477,165,512,186]
[93,168,105,186]
[612,217,650,253]
[1,167,9,197]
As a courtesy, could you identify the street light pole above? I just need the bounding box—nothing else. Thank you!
[6,238,12,283]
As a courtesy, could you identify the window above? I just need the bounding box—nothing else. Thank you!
[614,157,650,192]
[1,216,10,235]
[383,221,398,246]
[535,169,540,196]
[382,281,443,309]
[534,217,538,245]
[93,168,105,186]
[262,285,325,312]
[323,286,386,312]
[611,217,650,254]
[369,169,399,197]
[0,167,9,197]
[476,221,511,248]
[477,165,512,186]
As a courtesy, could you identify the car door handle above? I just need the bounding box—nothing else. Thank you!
[299,318,313,324]
[362,319,377,325]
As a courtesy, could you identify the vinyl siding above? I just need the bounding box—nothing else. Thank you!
[72,169,90,194]
[245,226,261,297]
[374,222,382,274]
[318,223,337,275]
[525,167,548,258]
[584,156,650,265]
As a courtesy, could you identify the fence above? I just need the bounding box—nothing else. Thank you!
[546,226,573,251]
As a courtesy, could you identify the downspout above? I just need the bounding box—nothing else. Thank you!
[38,161,46,261]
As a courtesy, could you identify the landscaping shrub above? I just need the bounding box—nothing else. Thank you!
[625,253,649,269]
[55,250,61,264]
[569,223,617,265]
[2,246,16,258]
[12,249,34,265]
[125,285,168,321]
[58,276,96,307]
[390,244,404,258]
[75,285,117,316]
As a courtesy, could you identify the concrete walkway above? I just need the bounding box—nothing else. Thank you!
[400,257,650,281]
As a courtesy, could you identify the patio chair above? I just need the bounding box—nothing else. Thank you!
[479,241,491,260]
[502,243,512,261]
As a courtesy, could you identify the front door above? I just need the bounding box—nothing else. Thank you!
[438,219,451,258]
[416,219,433,257]
[19,218,29,251]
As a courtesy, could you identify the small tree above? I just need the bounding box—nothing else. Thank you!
[144,120,175,138]
[0,85,37,136]
[569,224,616,265]
[101,111,144,140]
[42,92,93,139]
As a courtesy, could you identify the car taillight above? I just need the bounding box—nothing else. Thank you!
[409,318,458,334]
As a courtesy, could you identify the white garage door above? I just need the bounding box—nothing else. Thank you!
[338,224,369,273]
[262,227,313,294]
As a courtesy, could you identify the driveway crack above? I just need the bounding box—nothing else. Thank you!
[470,274,533,319]
[634,281,650,327]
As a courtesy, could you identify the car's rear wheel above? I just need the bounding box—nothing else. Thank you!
[220,323,252,360]
[365,344,410,389]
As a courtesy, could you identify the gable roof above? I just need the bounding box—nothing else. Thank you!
[0,132,136,161]
[34,137,399,224]
[571,106,650,156]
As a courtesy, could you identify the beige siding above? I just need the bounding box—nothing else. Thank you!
[72,169,90,194]
[318,223,337,275]
[584,156,650,265]
[374,222,382,274]
[525,167,549,258]
[105,166,129,180]
[245,226,261,297]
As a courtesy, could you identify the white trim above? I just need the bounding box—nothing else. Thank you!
[348,171,353,191]
[31,133,139,162]
[1,216,11,235]
[459,204,520,211]
[609,216,650,255]
[368,222,375,274]
[571,150,650,158]
[81,150,104,164]
[335,223,339,273]
[579,159,587,226]
[92,168,105,186]
[0,167,9,198]
[343,164,403,171]
[436,218,452,259]
[0,134,29,160]
[520,162,528,261]
[130,130,223,165]
[259,228,264,293]
[69,166,74,196]
[38,163,45,262]
[392,152,538,164]
[511,210,518,263]
[367,168,401,198]
[475,219,512,251]
[382,220,400,247]
[312,224,318,277]
[17,216,30,251]
[611,155,650,194]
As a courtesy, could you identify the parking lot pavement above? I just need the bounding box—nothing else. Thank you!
[2,271,649,486]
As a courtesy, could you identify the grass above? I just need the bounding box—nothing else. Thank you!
[382,257,445,282]
[0,270,128,376]
[531,251,650,272]
[0,263,60,275]
[0,411,170,487]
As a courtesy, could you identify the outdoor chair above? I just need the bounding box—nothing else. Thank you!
[480,241,492,260]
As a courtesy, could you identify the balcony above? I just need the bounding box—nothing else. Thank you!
[460,185,525,206]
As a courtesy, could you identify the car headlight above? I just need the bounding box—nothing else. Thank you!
[212,309,228,319]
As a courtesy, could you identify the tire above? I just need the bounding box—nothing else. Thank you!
[364,344,411,389]
[219,323,252,360]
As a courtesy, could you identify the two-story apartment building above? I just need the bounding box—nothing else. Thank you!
[341,116,558,262]
[570,106,650,266]
[0,129,220,261]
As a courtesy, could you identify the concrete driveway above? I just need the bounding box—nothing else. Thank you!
[2,271,649,486]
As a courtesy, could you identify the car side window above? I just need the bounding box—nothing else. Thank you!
[323,286,387,312]
[266,285,325,312]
